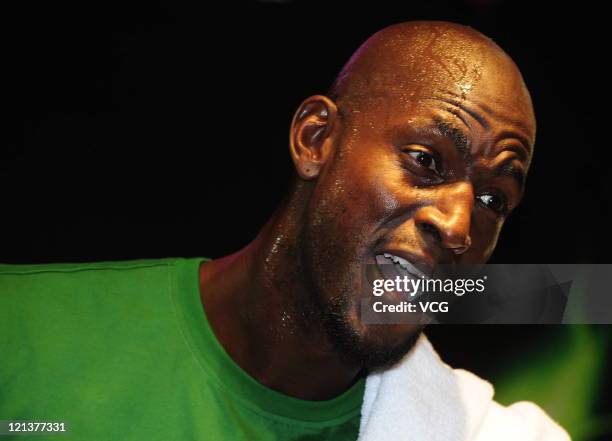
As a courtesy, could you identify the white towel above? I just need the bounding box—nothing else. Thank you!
[358,335,571,441]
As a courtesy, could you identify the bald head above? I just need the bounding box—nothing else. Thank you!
[329,21,535,136]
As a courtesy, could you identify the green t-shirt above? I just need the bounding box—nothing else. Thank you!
[0,257,364,440]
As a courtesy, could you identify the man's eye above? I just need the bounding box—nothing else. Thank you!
[408,151,438,174]
[476,192,508,215]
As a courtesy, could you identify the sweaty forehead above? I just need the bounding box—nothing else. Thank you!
[333,24,492,99]
[332,22,536,141]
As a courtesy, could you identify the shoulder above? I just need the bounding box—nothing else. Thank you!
[0,257,190,310]
[0,257,179,276]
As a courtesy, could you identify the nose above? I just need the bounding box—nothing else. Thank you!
[414,182,474,255]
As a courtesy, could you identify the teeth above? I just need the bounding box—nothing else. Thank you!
[380,253,429,279]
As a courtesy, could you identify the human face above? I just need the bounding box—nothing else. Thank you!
[300,64,536,369]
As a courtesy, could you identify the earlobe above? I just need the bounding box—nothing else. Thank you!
[289,95,338,180]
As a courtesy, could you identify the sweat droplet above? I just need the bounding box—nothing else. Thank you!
[458,83,473,94]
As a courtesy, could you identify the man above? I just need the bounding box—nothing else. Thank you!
[0,21,568,440]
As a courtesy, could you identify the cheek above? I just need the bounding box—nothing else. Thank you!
[321,157,400,231]
[470,216,505,261]
[306,170,369,264]
[350,149,406,217]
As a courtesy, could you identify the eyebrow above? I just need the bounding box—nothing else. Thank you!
[494,159,526,196]
[420,121,526,195]
[429,120,471,158]
[408,120,527,194]
[496,130,532,160]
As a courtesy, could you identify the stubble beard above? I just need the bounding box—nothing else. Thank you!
[299,230,424,373]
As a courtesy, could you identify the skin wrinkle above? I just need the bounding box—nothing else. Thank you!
[429,95,491,129]
[198,21,537,401]
[439,92,535,148]
[423,96,533,181]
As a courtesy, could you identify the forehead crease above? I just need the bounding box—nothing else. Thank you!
[408,101,533,169]
[469,95,535,135]
[425,95,489,129]
[425,93,534,146]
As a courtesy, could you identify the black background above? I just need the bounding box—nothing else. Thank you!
[3,0,611,264]
[2,0,611,434]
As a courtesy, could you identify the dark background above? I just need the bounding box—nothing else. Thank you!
[2,1,610,438]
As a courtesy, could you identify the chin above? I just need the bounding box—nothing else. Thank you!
[327,301,424,371]
[359,323,424,371]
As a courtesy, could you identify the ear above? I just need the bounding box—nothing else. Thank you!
[289,95,339,180]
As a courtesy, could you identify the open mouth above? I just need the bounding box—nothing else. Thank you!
[357,252,436,325]
[371,252,432,302]
[375,253,430,280]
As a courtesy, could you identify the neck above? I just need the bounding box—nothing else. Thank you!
[199,185,364,400]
